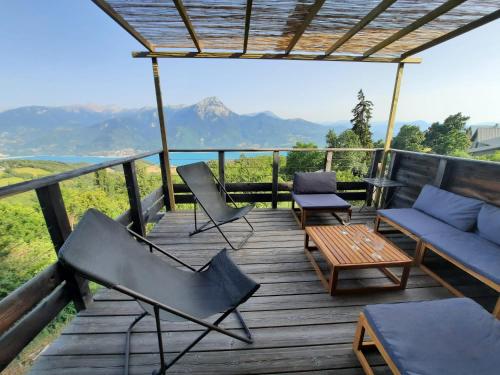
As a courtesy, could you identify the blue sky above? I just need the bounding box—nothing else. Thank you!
[1,0,499,124]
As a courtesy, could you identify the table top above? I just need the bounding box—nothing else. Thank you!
[305,224,412,267]
[362,177,406,188]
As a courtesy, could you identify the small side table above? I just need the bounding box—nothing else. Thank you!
[362,178,406,210]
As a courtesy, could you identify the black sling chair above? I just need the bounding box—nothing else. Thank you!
[177,162,255,250]
[58,209,260,375]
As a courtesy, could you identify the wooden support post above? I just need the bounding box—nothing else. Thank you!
[324,151,333,172]
[35,183,92,310]
[123,161,146,236]
[272,151,280,209]
[379,63,405,179]
[218,151,226,201]
[434,158,448,188]
[158,151,172,210]
[152,57,175,211]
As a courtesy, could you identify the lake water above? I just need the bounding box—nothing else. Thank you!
[2,151,282,166]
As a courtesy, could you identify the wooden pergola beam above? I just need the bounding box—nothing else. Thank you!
[132,51,421,64]
[91,0,154,51]
[243,0,253,53]
[172,0,202,52]
[285,0,326,54]
[379,63,405,179]
[401,9,500,58]
[363,0,467,58]
[326,0,397,55]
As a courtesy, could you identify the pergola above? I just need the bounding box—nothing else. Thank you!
[92,0,500,209]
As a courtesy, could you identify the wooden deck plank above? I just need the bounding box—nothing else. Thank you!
[31,208,490,375]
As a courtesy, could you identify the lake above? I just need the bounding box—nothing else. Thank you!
[2,151,282,166]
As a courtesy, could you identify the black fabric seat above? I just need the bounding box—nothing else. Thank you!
[177,162,255,249]
[58,209,259,374]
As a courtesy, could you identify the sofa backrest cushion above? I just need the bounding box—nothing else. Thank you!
[293,172,337,194]
[412,184,483,232]
[477,203,500,246]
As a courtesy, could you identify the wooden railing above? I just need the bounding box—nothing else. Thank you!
[0,149,169,370]
[0,147,379,370]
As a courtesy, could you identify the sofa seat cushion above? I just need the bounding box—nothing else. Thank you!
[378,208,457,237]
[477,203,500,246]
[292,193,351,209]
[293,172,337,194]
[412,184,483,231]
[422,230,500,284]
[364,298,500,375]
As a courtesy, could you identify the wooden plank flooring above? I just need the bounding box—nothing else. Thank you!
[30,208,496,374]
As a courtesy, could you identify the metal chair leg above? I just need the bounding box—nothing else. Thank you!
[234,309,253,341]
[153,306,166,375]
[124,311,148,375]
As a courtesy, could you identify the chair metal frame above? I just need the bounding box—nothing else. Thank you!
[72,227,257,375]
[179,164,255,250]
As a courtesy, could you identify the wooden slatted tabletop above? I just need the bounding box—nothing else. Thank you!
[304,224,412,295]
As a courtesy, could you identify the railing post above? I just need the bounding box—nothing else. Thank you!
[35,183,92,310]
[434,158,448,188]
[123,161,146,236]
[324,151,333,172]
[379,151,400,208]
[272,150,280,209]
[367,149,383,206]
[218,151,226,201]
[159,151,172,210]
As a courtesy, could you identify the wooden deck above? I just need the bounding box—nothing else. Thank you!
[30,208,497,375]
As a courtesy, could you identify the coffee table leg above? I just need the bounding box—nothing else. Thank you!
[329,267,339,296]
[400,264,411,289]
[304,233,309,249]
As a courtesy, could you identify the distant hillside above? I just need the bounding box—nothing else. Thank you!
[0,98,331,156]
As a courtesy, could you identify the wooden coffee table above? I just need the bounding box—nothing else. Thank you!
[304,224,412,295]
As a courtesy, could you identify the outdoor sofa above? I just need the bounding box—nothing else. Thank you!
[353,297,500,375]
[291,171,352,228]
[375,184,500,317]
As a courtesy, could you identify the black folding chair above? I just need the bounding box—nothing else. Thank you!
[176,162,255,250]
[58,209,260,375]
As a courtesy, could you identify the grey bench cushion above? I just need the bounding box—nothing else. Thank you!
[477,203,500,246]
[422,230,500,284]
[292,192,351,209]
[364,298,500,375]
[413,184,483,231]
[293,172,337,194]
[378,208,457,237]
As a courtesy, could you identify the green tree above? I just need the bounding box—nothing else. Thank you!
[424,113,471,155]
[351,90,374,148]
[392,125,425,151]
[326,130,367,176]
[283,142,324,178]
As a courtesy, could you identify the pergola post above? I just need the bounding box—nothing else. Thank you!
[151,57,176,211]
[375,62,404,205]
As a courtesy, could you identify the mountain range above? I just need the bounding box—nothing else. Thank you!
[0,97,436,156]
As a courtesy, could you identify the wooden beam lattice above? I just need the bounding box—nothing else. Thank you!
[363,0,467,58]
[172,0,202,52]
[243,0,253,53]
[285,0,326,54]
[91,0,154,51]
[325,0,397,55]
[401,9,500,58]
